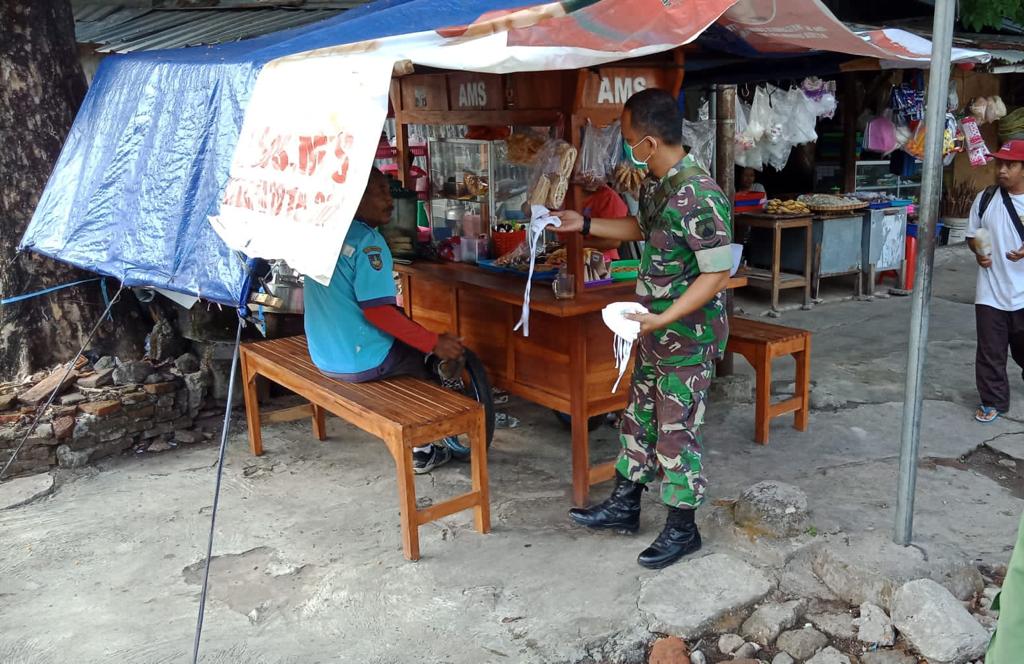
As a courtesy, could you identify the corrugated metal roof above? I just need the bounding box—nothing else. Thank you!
[988,49,1024,65]
[73,2,367,53]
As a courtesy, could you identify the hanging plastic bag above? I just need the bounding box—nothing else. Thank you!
[528,139,577,209]
[681,101,714,171]
[985,96,1008,124]
[801,77,838,119]
[573,120,619,189]
[783,86,818,146]
[734,97,755,151]
[747,85,772,141]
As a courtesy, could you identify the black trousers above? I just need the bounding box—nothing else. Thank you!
[976,304,1024,412]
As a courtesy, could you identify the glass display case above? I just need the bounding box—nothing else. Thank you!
[854,160,921,199]
[426,138,532,240]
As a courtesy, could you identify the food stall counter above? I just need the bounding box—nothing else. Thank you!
[396,261,745,506]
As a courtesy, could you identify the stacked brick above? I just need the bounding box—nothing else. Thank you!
[0,354,211,476]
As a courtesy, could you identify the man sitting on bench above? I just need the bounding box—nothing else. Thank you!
[304,167,464,474]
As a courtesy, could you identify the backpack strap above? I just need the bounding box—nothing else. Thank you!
[979,184,998,218]
[998,186,1024,245]
[643,162,709,230]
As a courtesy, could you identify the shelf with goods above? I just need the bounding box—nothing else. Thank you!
[426,137,534,242]
[854,159,921,200]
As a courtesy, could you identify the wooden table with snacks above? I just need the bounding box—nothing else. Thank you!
[396,261,747,506]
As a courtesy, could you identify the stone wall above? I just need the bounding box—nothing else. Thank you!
[0,354,213,476]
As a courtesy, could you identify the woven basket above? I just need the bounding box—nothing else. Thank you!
[806,202,869,214]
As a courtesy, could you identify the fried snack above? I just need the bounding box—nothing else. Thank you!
[546,177,569,209]
[507,132,547,165]
[529,175,552,206]
[557,144,578,180]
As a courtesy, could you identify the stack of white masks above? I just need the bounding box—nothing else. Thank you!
[602,301,649,393]
[514,205,561,337]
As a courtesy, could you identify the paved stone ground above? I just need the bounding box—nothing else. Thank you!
[0,246,1021,663]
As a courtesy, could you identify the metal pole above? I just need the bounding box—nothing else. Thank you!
[894,0,956,546]
[715,84,737,376]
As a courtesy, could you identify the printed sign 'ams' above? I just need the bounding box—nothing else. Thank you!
[596,76,648,105]
[457,82,488,108]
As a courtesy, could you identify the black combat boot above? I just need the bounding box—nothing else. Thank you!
[636,505,702,569]
[568,473,645,533]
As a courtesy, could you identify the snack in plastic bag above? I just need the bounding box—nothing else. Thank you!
[527,139,577,209]
[507,130,548,164]
[573,120,620,190]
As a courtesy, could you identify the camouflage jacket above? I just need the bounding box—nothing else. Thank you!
[635,154,733,368]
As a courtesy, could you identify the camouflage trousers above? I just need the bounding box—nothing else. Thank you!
[614,360,713,508]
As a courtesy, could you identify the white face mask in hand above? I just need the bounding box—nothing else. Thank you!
[513,205,562,337]
[602,301,650,393]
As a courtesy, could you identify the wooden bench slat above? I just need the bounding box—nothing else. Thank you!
[248,338,475,425]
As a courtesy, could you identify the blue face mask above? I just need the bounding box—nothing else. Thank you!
[624,136,653,170]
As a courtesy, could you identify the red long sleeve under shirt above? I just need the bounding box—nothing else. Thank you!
[362,304,438,355]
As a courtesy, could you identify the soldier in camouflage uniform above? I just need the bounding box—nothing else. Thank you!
[554,88,733,569]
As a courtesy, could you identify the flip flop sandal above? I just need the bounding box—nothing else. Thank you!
[975,406,1001,423]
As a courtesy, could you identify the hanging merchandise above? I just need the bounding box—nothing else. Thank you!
[527,139,578,209]
[961,116,992,167]
[513,205,562,337]
[747,85,773,142]
[681,101,714,172]
[801,77,838,119]
[863,112,898,155]
[601,301,649,393]
[903,113,961,160]
[947,82,959,113]
[573,120,620,190]
[734,96,756,151]
[891,84,925,125]
[986,96,1008,124]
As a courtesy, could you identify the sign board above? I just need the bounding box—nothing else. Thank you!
[579,67,672,109]
[447,73,504,111]
[209,56,394,286]
[400,74,448,111]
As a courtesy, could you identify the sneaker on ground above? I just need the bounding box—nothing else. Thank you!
[412,444,453,474]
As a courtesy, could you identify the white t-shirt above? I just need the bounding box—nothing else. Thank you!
[966,189,1024,311]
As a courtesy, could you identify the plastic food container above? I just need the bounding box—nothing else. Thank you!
[610,259,640,281]
[461,236,488,263]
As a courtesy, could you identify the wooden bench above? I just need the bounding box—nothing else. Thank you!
[726,317,811,444]
[238,335,490,561]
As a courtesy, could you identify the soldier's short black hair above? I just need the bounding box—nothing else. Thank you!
[624,88,683,146]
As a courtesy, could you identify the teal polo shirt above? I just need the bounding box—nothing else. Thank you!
[303,220,396,374]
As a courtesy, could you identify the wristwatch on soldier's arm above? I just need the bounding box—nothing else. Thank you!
[581,214,592,237]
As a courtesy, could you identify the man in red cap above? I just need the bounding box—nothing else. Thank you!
[966,140,1024,422]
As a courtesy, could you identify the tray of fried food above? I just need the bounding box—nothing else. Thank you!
[797,193,869,213]
[764,198,812,217]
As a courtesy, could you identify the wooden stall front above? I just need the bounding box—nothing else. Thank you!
[397,262,746,507]
[388,57,703,505]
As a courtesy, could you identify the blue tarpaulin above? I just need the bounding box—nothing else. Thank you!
[20,0,540,307]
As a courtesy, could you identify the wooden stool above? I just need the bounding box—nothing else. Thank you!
[726,317,811,444]
[239,336,490,561]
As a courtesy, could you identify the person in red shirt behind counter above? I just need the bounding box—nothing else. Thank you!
[580,183,629,261]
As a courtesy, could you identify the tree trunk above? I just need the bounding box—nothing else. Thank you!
[0,0,145,382]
